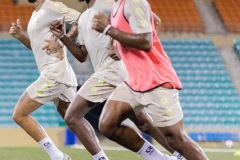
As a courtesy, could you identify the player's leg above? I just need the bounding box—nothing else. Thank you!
[64,77,111,160]
[13,76,72,160]
[55,99,69,119]
[13,91,65,160]
[130,109,186,159]
[64,95,109,160]
[100,100,178,160]
[99,100,145,151]
[99,83,178,160]
[160,120,208,160]
[54,97,80,160]
[53,85,76,119]
[130,109,174,153]
[13,91,45,141]
[147,87,208,160]
[64,95,101,154]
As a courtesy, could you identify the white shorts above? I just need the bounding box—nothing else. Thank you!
[77,76,116,103]
[108,83,184,127]
[26,75,76,106]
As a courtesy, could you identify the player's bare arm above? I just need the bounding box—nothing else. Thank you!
[67,15,80,41]
[42,38,63,54]
[92,12,152,52]
[9,19,31,50]
[42,15,80,54]
[107,45,120,61]
[152,12,161,34]
[107,38,121,61]
[50,17,88,63]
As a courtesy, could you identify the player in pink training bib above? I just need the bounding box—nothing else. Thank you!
[92,0,209,159]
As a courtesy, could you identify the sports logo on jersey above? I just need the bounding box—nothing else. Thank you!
[145,146,154,155]
[99,157,106,160]
[43,142,52,149]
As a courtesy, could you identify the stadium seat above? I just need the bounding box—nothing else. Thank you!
[148,0,205,32]
[162,39,240,127]
[188,132,239,141]
[214,0,240,33]
[0,39,239,132]
[0,4,34,31]
[0,39,65,127]
[234,39,240,55]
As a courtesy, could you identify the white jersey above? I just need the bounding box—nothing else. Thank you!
[27,0,80,87]
[113,0,152,34]
[77,0,125,86]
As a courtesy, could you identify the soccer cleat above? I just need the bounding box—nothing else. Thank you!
[163,154,178,160]
[234,151,240,156]
[170,156,178,160]
[62,153,71,160]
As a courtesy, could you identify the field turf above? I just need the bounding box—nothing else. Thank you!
[0,147,238,160]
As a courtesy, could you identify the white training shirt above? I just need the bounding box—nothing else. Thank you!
[77,0,125,85]
[27,0,80,86]
[113,0,153,34]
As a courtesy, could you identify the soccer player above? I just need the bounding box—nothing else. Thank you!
[9,0,80,159]
[92,0,209,159]
[48,0,184,159]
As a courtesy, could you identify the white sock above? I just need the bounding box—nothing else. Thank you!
[173,151,186,160]
[38,137,64,160]
[137,140,171,160]
[92,150,109,160]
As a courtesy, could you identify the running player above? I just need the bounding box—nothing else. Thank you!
[48,0,183,159]
[9,0,80,159]
[92,0,209,159]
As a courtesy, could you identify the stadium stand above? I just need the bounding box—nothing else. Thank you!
[188,132,239,141]
[0,2,33,31]
[234,39,240,55]
[162,39,240,127]
[0,39,64,127]
[214,0,240,32]
[1,0,240,148]
[1,38,240,130]
[148,0,205,32]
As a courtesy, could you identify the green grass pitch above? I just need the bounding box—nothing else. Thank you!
[0,147,238,160]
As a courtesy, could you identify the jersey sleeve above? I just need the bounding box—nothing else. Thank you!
[48,1,80,24]
[96,0,113,17]
[77,18,84,45]
[124,0,153,34]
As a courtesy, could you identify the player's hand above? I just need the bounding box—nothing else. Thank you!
[153,13,161,35]
[9,19,22,39]
[107,38,120,61]
[108,46,120,61]
[42,38,63,54]
[92,12,109,33]
[50,17,65,38]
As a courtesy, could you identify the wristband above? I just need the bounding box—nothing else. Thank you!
[103,24,111,35]
[59,34,66,39]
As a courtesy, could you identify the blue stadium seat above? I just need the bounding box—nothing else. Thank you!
[234,39,240,55]
[189,132,239,141]
[162,39,240,127]
[0,39,66,127]
[1,38,240,129]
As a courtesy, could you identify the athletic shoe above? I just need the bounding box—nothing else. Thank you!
[164,154,178,160]
[170,156,178,160]
[62,153,71,160]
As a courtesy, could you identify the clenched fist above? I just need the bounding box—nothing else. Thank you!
[9,19,22,39]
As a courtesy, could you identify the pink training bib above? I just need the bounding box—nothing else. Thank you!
[111,0,182,92]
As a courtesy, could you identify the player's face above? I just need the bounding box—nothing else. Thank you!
[28,0,37,3]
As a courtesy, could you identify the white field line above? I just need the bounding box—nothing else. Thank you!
[70,144,239,153]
